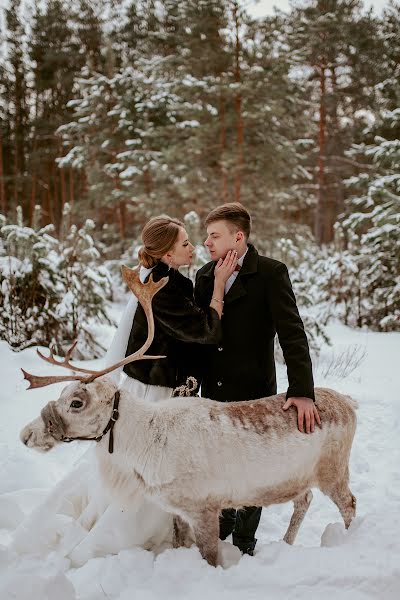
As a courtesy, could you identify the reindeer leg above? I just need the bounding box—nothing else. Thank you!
[283,490,313,545]
[173,515,192,548]
[186,507,220,567]
[320,465,356,529]
[328,485,356,529]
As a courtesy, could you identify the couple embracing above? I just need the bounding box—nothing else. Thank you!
[115,201,318,557]
[12,202,318,564]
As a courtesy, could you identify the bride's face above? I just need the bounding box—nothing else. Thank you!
[164,227,194,268]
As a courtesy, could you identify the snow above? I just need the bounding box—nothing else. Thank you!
[176,120,200,129]
[0,320,400,599]
[119,166,142,179]
[0,256,22,276]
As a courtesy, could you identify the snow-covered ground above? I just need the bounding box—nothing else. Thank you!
[0,319,399,599]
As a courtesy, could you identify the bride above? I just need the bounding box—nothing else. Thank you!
[10,215,237,565]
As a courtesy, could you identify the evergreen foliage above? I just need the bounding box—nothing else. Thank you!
[270,235,331,354]
[339,109,400,330]
[0,0,398,336]
[0,205,113,357]
[282,0,384,243]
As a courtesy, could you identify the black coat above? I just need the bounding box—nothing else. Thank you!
[123,261,221,389]
[194,244,315,402]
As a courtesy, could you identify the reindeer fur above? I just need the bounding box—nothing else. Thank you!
[21,380,357,566]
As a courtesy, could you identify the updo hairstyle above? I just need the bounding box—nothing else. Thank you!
[138,215,184,268]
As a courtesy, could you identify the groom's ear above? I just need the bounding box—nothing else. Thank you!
[236,231,244,243]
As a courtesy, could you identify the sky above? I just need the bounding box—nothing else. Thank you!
[246,0,390,17]
[0,0,393,19]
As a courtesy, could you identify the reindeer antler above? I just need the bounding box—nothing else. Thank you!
[22,266,169,389]
[36,341,95,374]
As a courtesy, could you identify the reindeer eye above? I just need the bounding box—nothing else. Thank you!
[71,400,83,409]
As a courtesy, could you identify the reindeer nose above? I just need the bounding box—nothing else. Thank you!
[21,429,33,446]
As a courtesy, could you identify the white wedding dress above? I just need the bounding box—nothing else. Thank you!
[9,266,175,566]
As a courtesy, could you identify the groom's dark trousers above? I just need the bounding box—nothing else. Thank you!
[219,506,262,553]
[194,243,315,554]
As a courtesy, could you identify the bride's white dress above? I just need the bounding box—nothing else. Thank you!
[9,266,175,566]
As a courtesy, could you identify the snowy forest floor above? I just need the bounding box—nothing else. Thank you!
[0,314,399,599]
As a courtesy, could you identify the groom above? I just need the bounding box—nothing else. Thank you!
[194,202,319,556]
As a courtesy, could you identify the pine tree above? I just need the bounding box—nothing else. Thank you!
[0,206,63,349]
[28,0,84,231]
[0,205,113,356]
[4,0,29,216]
[56,55,218,247]
[378,0,400,114]
[0,62,11,215]
[283,0,384,244]
[232,10,315,247]
[58,204,113,357]
[74,0,105,72]
[339,110,400,330]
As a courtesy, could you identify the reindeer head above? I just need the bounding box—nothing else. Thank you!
[20,377,117,452]
[20,266,168,453]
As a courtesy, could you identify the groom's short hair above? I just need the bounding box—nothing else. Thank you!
[205,203,251,239]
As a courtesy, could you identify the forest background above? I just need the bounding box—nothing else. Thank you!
[0,0,399,358]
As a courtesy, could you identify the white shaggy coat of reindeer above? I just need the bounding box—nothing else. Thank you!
[21,379,357,566]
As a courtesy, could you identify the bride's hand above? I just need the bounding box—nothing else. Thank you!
[214,250,238,284]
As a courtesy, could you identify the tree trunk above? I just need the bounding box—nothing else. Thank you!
[0,133,6,214]
[81,169,88,197]
[48,183,55,225]
[60,143,67,219]
[59,168,66,233]
[357,272,362,328]
[43,154,55,226]
[29,136,38,226]
[232,1,243,204]
[14,67,26,216]
[41,178,51,225]
[30,174,37,227]
[143,168,152,196]
[315,62,327,244]
[13,129,19,209]
[219,93,228,202]
[114,173,126,239]
[119,199,126,240]
[330,65,344,237]
[52,157,60,232]
[69,167,74,209]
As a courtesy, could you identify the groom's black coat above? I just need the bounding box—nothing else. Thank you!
[194,244,315,403]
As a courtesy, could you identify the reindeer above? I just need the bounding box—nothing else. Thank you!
[20,266,358,567]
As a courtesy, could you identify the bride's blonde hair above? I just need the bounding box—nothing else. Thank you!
[138,215,184,268]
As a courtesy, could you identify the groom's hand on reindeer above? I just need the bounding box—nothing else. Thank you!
[282,397,321,434]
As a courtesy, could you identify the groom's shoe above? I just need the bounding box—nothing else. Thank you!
[232,536,257,556]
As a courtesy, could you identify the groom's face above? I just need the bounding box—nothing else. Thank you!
[205,220,239,260]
